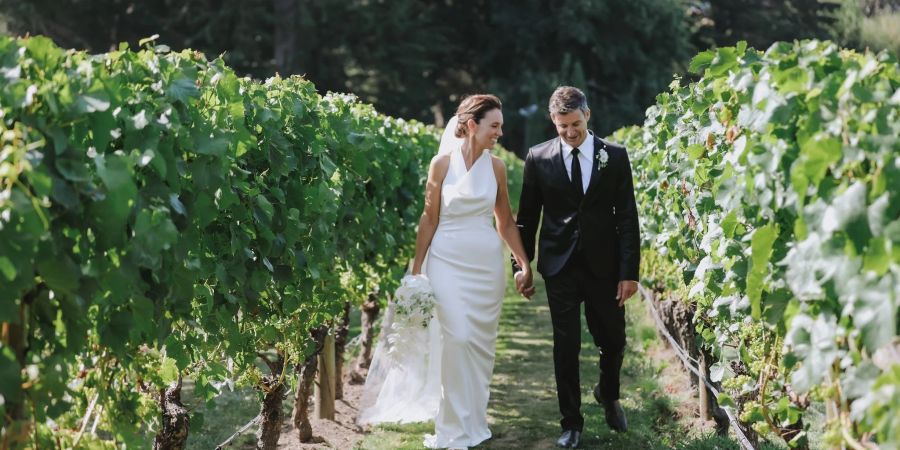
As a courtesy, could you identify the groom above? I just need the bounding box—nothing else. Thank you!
[513,86,640,448]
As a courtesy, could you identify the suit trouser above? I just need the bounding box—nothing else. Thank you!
[544,252,626,432]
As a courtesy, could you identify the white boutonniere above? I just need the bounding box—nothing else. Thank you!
[597,149,609,170]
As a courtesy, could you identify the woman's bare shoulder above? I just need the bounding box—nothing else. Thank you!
[431,153,452,168]
[490,154,507,174]
[429,153,451,179]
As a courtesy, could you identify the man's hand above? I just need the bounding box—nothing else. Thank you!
[521,284,536,298]
[514,270,535,299]
[616,280,638,307]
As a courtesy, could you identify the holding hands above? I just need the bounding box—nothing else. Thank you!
[514,269,535,299]
[515,272,638,305]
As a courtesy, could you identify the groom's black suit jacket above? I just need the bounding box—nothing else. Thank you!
[514,135,640,280]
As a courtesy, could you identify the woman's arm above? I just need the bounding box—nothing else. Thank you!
[411,154,450,275]
[492,157,533,290]
[514,148,542,273]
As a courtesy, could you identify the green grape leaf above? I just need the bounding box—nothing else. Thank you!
[160,357,179,385]
[0,256,16,281]
[166,73,200,104]
[748,223,777,319]
[689,50,715,74]
[36,253,80,294]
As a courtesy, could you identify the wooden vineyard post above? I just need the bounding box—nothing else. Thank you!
[699,353,711,421]
[315,333,336,420]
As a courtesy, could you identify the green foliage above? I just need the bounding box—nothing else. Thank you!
[0,35,522,445]
[614,39,899,447]
[0,0,695,154]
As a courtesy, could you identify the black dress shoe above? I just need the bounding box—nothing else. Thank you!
[556,429,582,448]
[594,383,628,432]
[604,400,628,433]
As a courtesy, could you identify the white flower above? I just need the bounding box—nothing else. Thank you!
[597,149,609,169]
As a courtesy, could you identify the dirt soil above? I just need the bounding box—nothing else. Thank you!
[277,372,369,449]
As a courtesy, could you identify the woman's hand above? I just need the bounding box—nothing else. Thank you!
[514,268,534,298]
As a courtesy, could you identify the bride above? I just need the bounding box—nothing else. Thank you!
[357,94,533,449]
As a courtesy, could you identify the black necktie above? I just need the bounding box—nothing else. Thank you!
[571,147,583,199]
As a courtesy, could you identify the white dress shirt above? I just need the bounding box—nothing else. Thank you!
[561,132,594,193]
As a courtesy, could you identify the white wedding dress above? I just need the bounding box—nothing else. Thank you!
[357,118,505,449]
[423,146,506,449]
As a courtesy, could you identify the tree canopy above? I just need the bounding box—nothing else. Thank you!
[2,0,893,154]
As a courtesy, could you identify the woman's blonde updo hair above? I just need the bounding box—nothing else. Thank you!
[454,94,502,138]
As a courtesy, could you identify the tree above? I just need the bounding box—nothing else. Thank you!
[0,0,273,77]
[828,0,900,56]
[1,0,695,154]
[688,0,840,52]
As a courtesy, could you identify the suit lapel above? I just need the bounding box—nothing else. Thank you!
[550,137,569,186]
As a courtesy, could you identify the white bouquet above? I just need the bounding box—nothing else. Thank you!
[391,274,437,329]
[384,274,437,363]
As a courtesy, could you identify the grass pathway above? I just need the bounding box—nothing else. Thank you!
[357,277,752,450]
[180,275,767,449]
